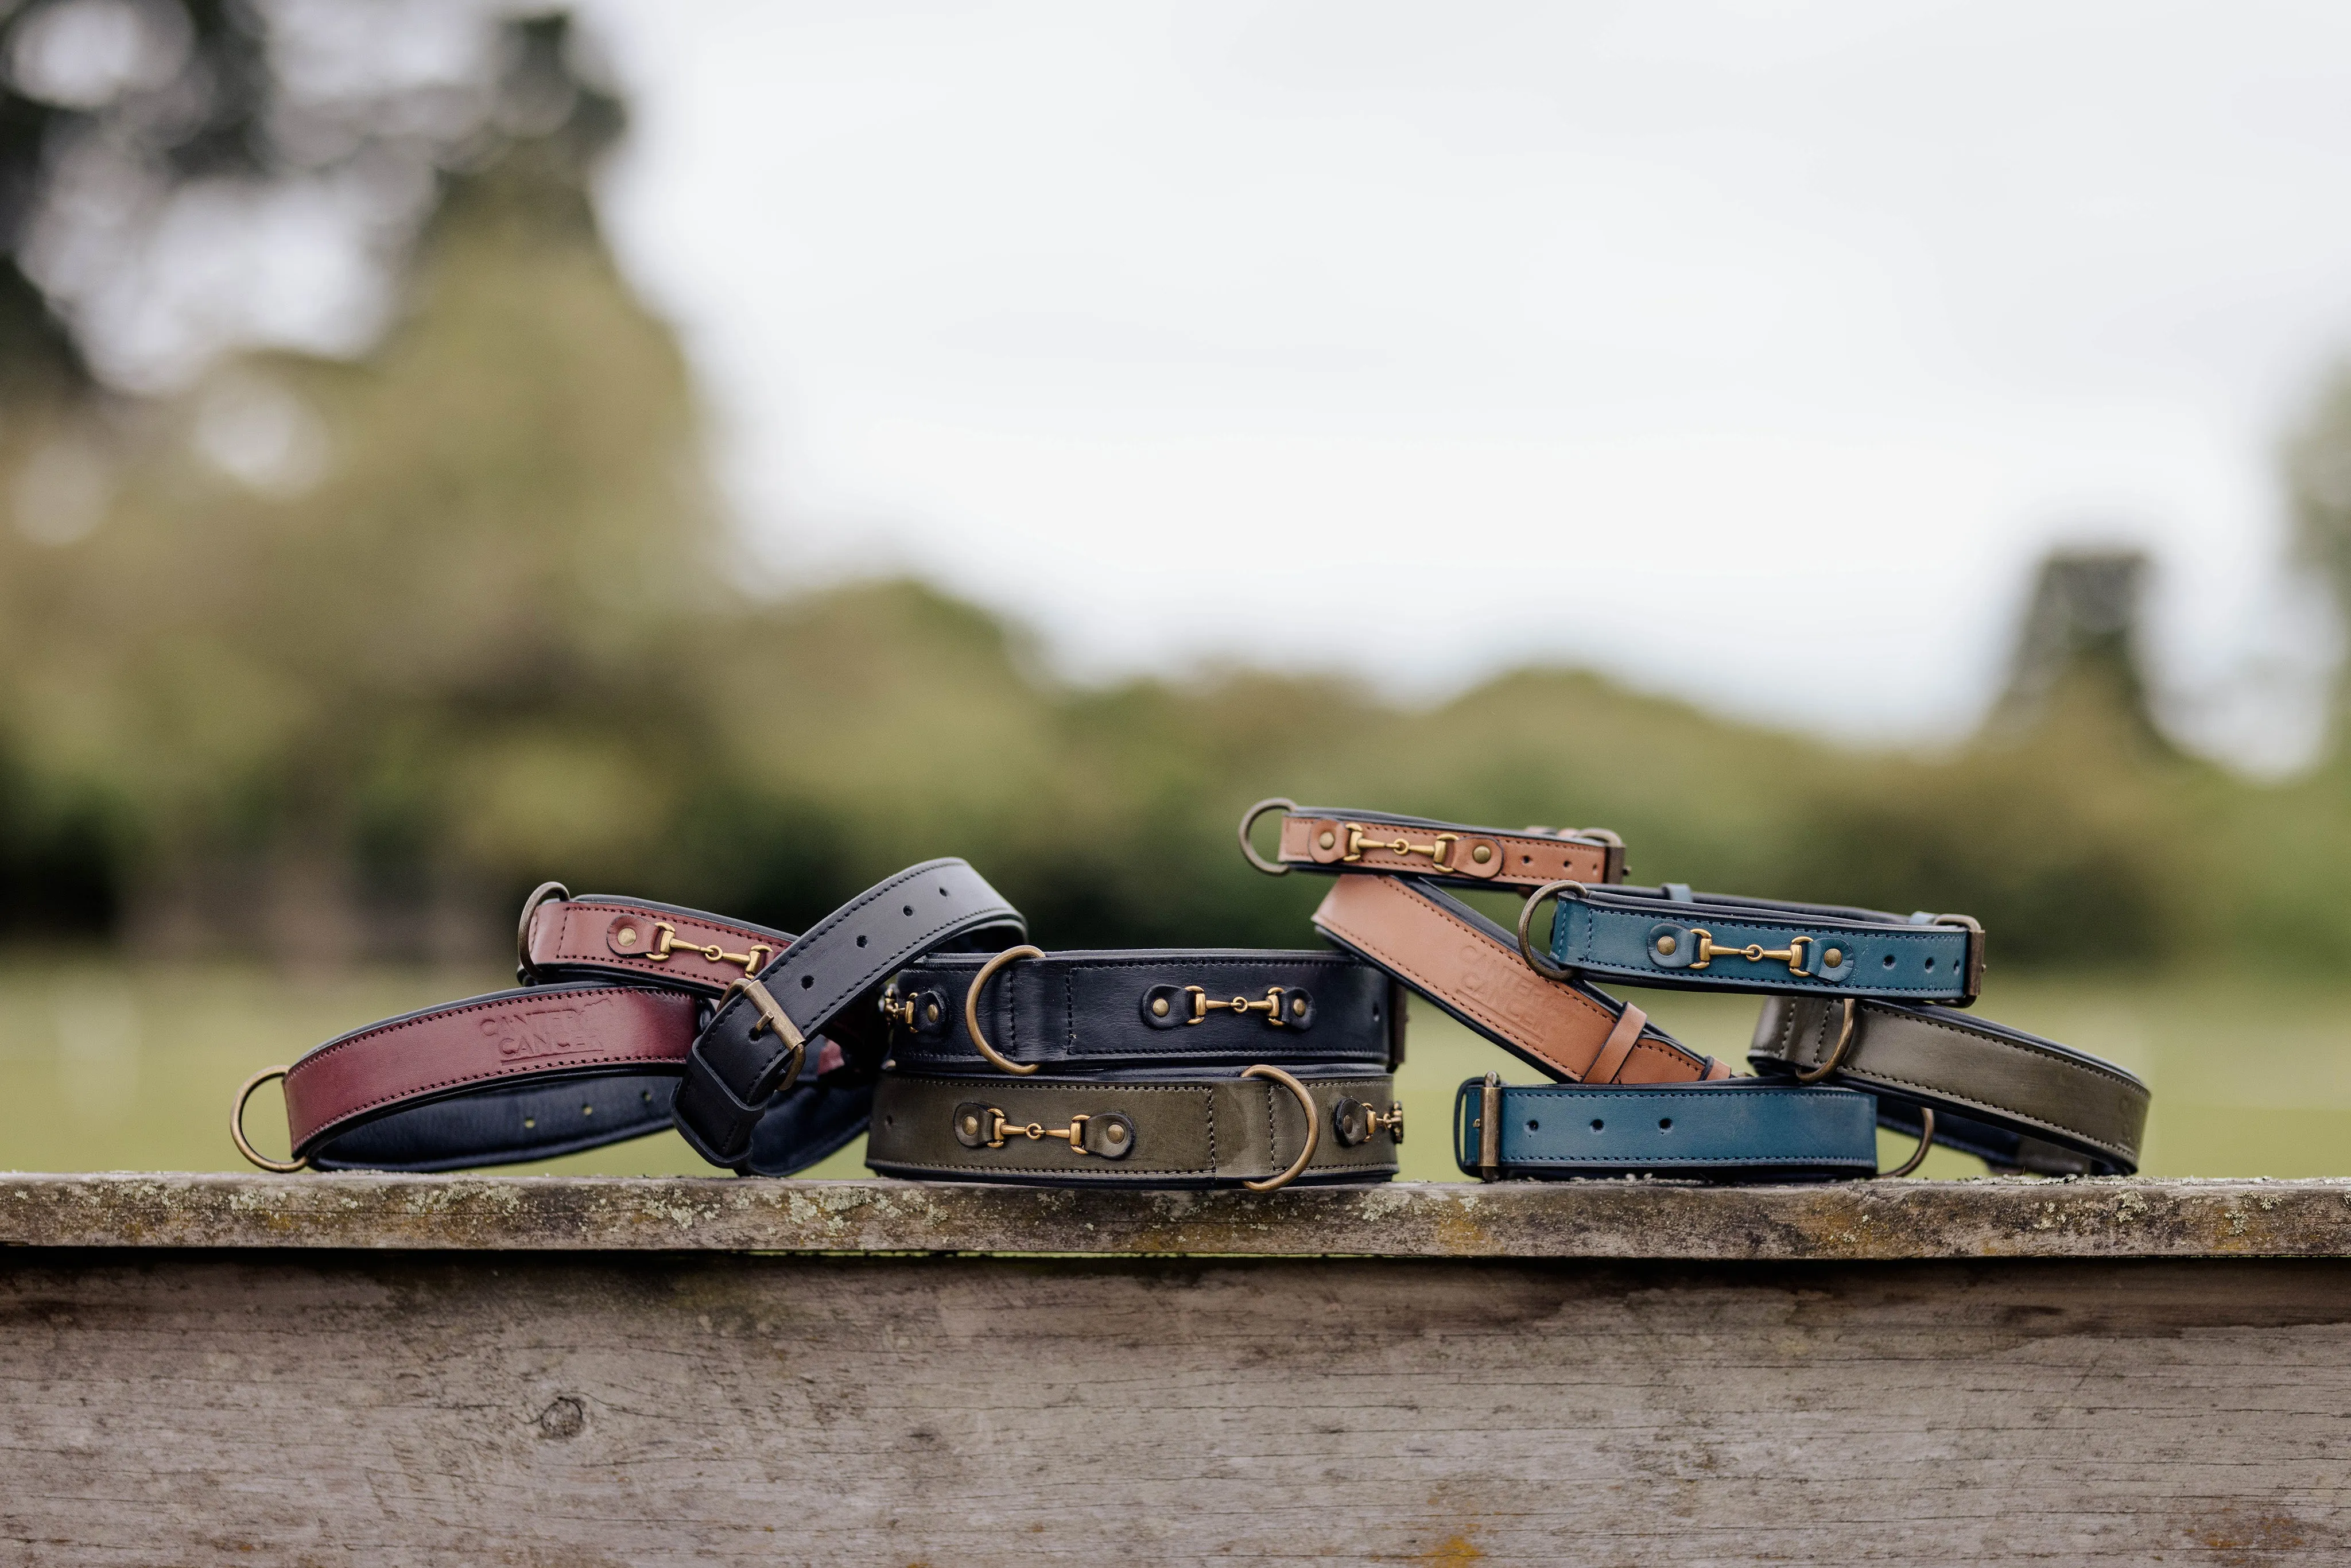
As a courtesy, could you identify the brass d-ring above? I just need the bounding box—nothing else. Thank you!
[1881,1106,1937,1179]
[965,945,1046,1074]
[514,880,571,984]
[1515,880,1584,981]
[1794,997,1859,1083]
[1242,1064,1321,1191]
[1237,797,1297,876]
[230,1066,306,1173]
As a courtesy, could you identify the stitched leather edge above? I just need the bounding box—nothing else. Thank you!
[1766,999,2144,1163]
[1315,875,1708,1081]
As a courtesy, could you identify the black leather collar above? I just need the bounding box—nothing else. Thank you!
[880,947,1402,1079]
[673,859,1027,1171]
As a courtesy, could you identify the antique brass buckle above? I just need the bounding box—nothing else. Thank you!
[720,974,806,1093]
[1341,822,1460,870]
[643,922,770,975]
[1685,928,1811,975]
[1184,985,1294,1026]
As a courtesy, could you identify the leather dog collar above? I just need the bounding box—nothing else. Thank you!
[1748,995,2148,1175]
[1240,799,1627,888]
[242,886,823,1172]
[519,888,796,994]
[867,1070,1402,1188]
[1454,1074,1880,1181]
[239,869,1022,1176]
[880,947,1403,1077]
[1530,882,1985,1006]
[1310,872,1732,1085]
[674,858,1027,1172]
[271,982,700,1171]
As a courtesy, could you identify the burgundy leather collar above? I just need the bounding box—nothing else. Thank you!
[235,890,849,1173]
[519,887,792,995]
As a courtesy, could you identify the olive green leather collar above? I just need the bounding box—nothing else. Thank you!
[866,1072,1401,1189]
[1748,996,2148,1175]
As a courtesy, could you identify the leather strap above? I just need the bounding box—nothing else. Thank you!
[1547,884,1983,1004]
[866,1072,1402,1187]
[1748,996,2148,1175]
[1260,804,1625,888]
[262,886,884,1174]
[522,894,797,995]
[1310,873,1730,1084]
[675,858,1026,1171]
[1453,1077,1880,1181]
[882,948,1400,1076]
[282,983,699,1170]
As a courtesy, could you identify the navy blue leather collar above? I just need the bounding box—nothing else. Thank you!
[1454,1075,1880,1181]
[1530,882,1984,1004]
[880,948,1400,1078]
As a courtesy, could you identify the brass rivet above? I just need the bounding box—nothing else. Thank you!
[614,926,637,948]
[961,1115,979,1135]
[1656,936,1678,956]
[1105,1124,1126,1144]
[1151,997,1170,1016]
[925,1003,940,1022]
[523,1117,536,1129]
[1824,948,1843,966]
[1318,830,1335,849]
[1291,996,1305,1016]
[581,1104,593,1116]
[1472,844,1492,863]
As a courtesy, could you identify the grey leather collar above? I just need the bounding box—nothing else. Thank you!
[1748,995,2148,1175]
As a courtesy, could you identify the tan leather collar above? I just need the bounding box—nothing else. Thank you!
[1258,804,1624,888]
[1311,873,1726,1085]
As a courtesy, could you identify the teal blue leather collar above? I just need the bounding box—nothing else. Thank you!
[1529,882,1983,1004]
[1453,1074,1881,1181]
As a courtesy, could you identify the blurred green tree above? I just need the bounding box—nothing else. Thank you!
[0,2,2338,976]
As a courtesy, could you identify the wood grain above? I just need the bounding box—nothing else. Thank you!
[6,1173,2351,1257]
[2,1250,2346,1565]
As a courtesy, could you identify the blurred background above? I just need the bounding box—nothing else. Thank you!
[5,0,2351,1179]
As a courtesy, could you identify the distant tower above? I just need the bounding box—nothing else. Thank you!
[1993,549,2158,736]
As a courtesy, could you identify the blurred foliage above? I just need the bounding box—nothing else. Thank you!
[0,2,2345,977]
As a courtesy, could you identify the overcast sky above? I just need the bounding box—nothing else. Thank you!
[575,1,2351,763]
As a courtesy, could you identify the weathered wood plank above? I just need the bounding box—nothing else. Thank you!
[2,1250,2345,1565]
[4,1173,2350,1257]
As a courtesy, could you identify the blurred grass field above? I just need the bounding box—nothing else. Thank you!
[0,958,2342,1181]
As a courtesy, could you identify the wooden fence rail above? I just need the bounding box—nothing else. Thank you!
[5,1175,2349,1565]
